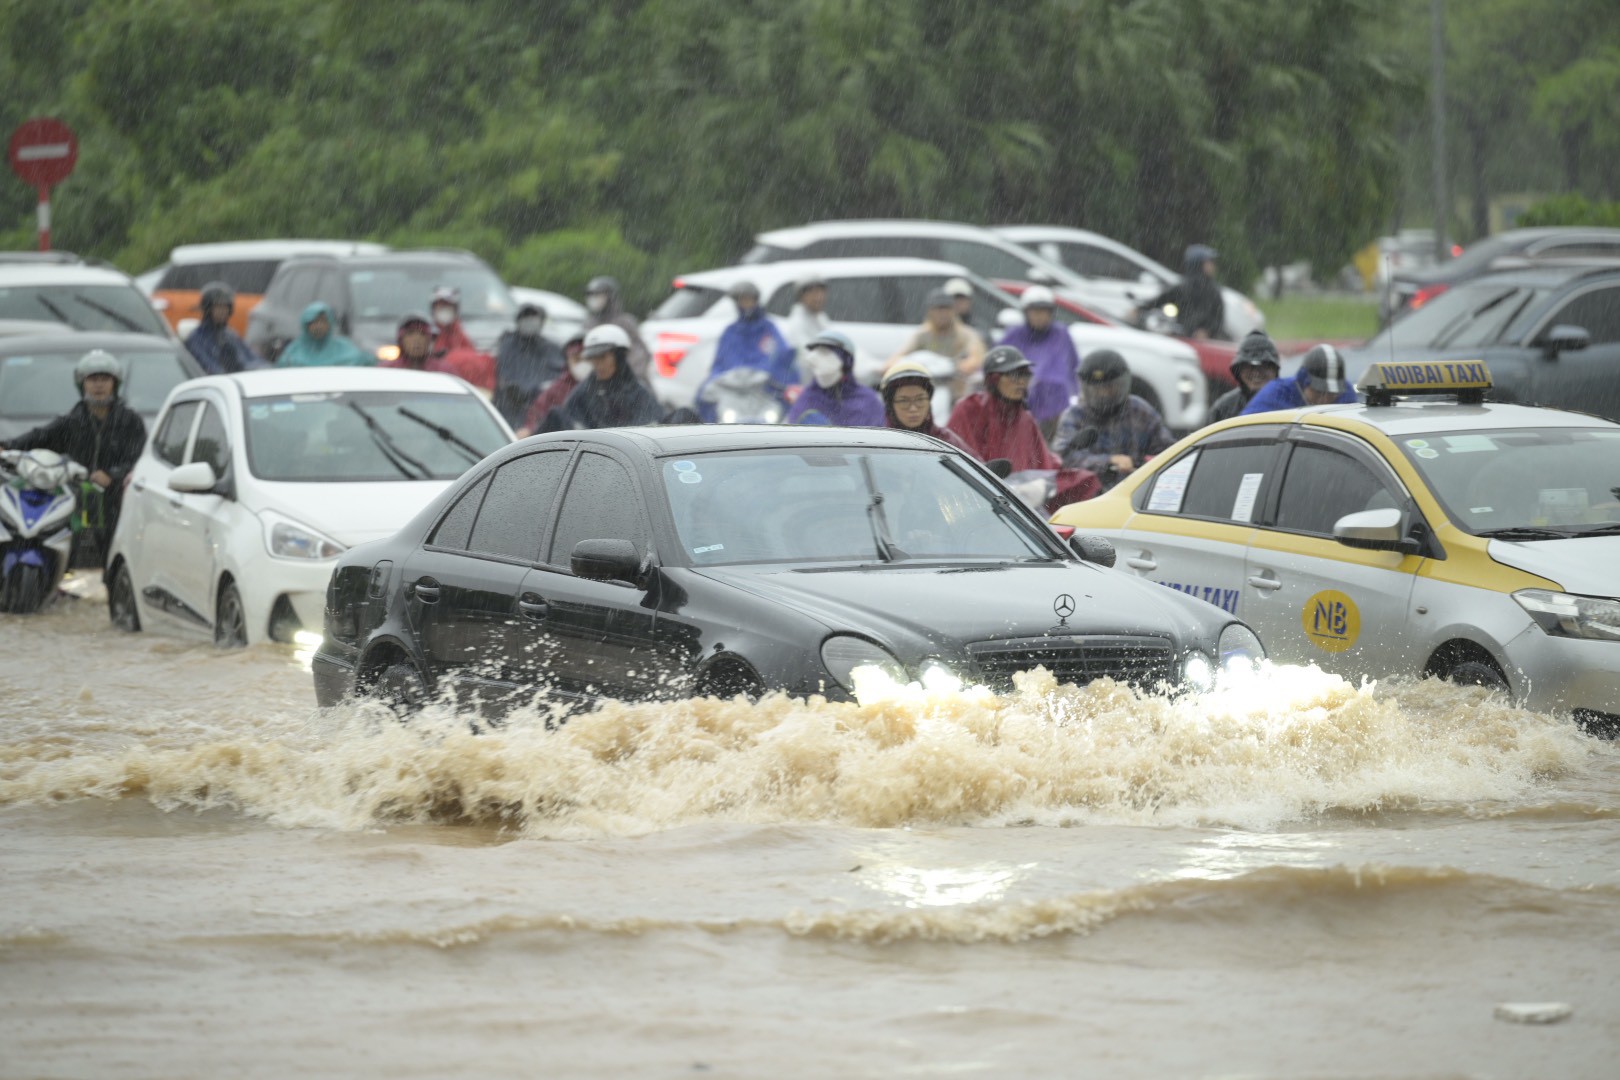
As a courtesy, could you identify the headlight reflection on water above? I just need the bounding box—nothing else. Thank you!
[291,630,324,672]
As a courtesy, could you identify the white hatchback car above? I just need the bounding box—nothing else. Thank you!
[105,367,513,646]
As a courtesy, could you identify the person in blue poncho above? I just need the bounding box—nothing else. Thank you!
[184,282,261,374]
[786,330,884,427]
[276,301,374,367]
[696,281,798,422]
[1242,344,1358,414]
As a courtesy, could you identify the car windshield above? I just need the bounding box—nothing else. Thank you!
[1398,426,1620,536]
[0,285,170,336]
[661,448,1058,566]
[651,285,724,319]
[738,243,792,265]
[1365,282,1549,352]
[241,390,508,483]
[346,265,514,320]
[156,260,281,294]
[0,350,191,417]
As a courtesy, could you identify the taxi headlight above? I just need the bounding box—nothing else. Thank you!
[1514,590,1620,642]
[1217,623,1267,669]
[820,635,906,691]
[263,513,346,561]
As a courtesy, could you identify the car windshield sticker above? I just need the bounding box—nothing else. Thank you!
[693,544,724,554]
[249,404,270,419]
[1405,439,1429,449]
[1415,448,1440,459]
[1146,451,1198,513]
[1230,472,1264,523]
[1470,506,1495,515]
[1442,434,1497,453]
[672,460,697,472]
[271,402,296,412]
[1302,589,1360,653]
[678,472,702,484]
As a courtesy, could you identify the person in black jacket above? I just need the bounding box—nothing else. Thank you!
[1205,330,1281,426]
[1135,243,1227,340]
[492,302,567,427]
[559,324,666,430]
[0,349,147,570]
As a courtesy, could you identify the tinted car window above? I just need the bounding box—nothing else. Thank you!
[347,264,514,320]
[1545,285,1620,344]
[1397,426,1620,533]
[0,285,169,336]
[1058,243,1144,281]
[823,277,892,323]
[157,260,281,294]
[190,402,230,478]
[805,237,940,260]
[1367,283,1546,352]
[1157,441,1277,523]
[467,450,570,561]
[432,471,492,549]
[548,453,648,566]
[651,285,724,319]
[154,400,201,466]
[1274,444,1400,535]
[937,240,1037,282]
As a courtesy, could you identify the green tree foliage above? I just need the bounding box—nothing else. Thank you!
[1519,194,1620,229]
[1,0,1417,306]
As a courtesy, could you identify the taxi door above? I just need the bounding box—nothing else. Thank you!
[1116,427,1286,623]
[1242,430,1426,677]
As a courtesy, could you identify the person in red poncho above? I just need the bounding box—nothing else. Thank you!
[427,285,495,393]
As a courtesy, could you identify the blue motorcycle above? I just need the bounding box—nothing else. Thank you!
[0,449,90,613]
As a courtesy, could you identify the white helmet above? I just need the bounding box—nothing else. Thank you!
[1020,285,1057,310]
[581,323,632,358]
[74,349,125,390]
[943,277,973,298]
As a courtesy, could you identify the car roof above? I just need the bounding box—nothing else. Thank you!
[168,239,390,263]
[280,248,487,268]
[1491,226,1620,243]
[162,367,480,399]
[518,423,950,457]
[757,219,1033,248]
[0,264,140,287]
[0,331,187,357]
[993,224,1116,245]
[1457,263,1620,288]
[677,257,982,289]
[1228,401,1617,438]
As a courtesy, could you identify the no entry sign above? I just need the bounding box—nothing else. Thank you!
[7,117,78,251]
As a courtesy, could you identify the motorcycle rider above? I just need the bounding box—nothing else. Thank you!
[380,313,435,371]
[783,274,830,381]
[880,360,974,453]
[1135,243,1226,340]
[944,277,986,346]
[427,286,495,392]
[889,288,985,390]
[786,330,884,427]
[697,280,798,423]
[1053,350,1174,488]
[1206,330,1281,425]
[947,346,1058,471]
[0,350,146,569]
[184,281,260,373]
[517,331,589,436]
[560,324,666,429]
[996,285,1080,436]
[275,301,373,367]
[583,275,652,380]
[1241,343,1358,414]
[492,303,566,427]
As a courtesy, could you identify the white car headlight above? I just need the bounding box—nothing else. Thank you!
[1514,590,1620,642]
[1217,623,1267,669]
[820,635,906,691]
[262,512,346,561]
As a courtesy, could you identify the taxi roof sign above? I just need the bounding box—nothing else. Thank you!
[1360,360,1492,406]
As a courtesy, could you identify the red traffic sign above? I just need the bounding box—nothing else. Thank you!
[8,117,78,187]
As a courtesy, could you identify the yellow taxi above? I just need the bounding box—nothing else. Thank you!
[1051,360,1620,730]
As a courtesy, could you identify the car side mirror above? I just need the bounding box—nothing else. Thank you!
[1332,508,1415,553]
[1542,324,1590,356]
[167,461,219,494]
[571,538,643,585]
[1070,534,1116,567]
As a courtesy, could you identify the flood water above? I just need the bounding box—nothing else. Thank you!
[3,596,1618,1078]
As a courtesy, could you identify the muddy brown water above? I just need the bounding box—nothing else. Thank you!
[3,597,1618,1078]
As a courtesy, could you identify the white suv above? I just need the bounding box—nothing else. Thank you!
[0,263,174,339]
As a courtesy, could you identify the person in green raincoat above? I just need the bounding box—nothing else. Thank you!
[276,302,374,367]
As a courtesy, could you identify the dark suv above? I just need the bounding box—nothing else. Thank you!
[245,250,517,362]
[1384,227,1620,324]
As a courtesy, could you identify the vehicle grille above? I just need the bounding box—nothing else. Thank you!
[967,635,1176,692]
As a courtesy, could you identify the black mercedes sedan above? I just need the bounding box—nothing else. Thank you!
[312,425,1265,714]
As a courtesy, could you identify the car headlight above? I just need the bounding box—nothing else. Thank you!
[1217,623,1267,669]
[820,635,906,691]
[1514,589,1620,642]
[262,512,346,561]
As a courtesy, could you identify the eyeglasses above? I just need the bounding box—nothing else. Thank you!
[891,394,931,408]
[1000,370,1033,382]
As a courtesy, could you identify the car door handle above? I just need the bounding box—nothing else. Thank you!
[1247,574,1282,592]
[413,579,441,604]
[1125,556,1158,571]
[517,593,548,620]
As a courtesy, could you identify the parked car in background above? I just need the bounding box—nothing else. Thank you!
[245,249,517,362]
[509,286,587,346]
[642,258,1207,431]
[105,367,513,647]
[1341,264,1620,423]
[1382,227,1620,324]
[149,239,389,338]
[993,225,1266,340]
[0,332,204,442]
[0,263,174,340]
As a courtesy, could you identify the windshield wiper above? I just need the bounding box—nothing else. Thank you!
[396,406,483,464]
[857,455,905,563]
[32,293,74,326]
[938,455,1065,559]
[1476,526,1569,541]
[71,293,144,332]
[1562,522,1620,538]
[347,402,428,479]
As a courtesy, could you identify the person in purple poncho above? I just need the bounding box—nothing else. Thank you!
[995,286,1080,436]
[785,330,885,427]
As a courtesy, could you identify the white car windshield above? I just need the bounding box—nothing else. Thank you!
[661,448,1058,566]
[0,285,170,336]
[1399,426,1620,537]
[242,391,507,483]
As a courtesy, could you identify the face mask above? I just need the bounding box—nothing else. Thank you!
[808,350,844,388]
[432,306,455,326]
[517,316,544,336]
[586,294,608,313]
[569,360,593,381]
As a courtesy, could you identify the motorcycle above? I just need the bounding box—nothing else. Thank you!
[0,449,91,613]
[985,428,1103,517]
[701,367,785,425]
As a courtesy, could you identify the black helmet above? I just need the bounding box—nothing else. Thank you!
[1230,330,1280,378]
[1183,244,1218,272]
[982,345,1033,377]
[200,281,235,316]
[586,275,620,297]
[1080,349,1132,417]
[1080,349,1129,384]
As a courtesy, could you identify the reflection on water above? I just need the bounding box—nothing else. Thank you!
[1168,831,1342,882]
[856,855,1036,908]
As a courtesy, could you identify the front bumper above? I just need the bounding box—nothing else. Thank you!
[312,650,357,707]
[1502,624,1620,719]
